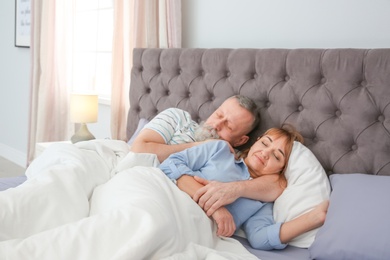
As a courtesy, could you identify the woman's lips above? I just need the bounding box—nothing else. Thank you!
[254,154,264,165]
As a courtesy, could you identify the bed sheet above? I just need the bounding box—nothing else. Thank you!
[234,236,310,260]
[0,175,26,191]
[0,139,257,260]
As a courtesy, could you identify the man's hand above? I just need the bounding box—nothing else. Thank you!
[211,207,236,237]
[193,176,240,216]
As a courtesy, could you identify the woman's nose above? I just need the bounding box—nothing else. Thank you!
[262,150,270,159]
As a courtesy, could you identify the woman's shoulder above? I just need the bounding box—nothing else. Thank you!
[211,141,236,158]
[198,140,232,153]
[209,139,230,148]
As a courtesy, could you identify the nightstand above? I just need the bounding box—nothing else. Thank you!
[34,141,72,159]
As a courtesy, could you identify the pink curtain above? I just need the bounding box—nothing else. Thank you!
[28,0,181,164]
[110,0,181,141]
[27,0,74,164]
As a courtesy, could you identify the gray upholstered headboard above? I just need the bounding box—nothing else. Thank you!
[127,48,390,177]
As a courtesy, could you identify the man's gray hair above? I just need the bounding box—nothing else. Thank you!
[231,95,260,132]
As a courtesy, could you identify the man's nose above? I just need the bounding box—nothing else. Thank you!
[212,118,225,131]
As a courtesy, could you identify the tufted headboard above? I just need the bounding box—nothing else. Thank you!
[127,48,390,177]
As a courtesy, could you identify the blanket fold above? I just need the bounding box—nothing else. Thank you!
[0,140,256,260]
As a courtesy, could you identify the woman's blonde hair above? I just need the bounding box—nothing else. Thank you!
[239,124,304,187]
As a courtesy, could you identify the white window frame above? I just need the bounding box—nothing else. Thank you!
[72,0,113,105]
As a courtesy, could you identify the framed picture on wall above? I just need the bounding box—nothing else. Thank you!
[15,0,31,48]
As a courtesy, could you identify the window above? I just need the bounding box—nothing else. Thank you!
[73,0,113,103]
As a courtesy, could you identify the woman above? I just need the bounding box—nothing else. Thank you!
[159,125,328,250]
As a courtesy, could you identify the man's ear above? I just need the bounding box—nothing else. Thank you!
[233,135,249,147]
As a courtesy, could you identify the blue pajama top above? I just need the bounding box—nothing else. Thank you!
[159,140,287,250]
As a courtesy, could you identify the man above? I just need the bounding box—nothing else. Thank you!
[131,95,259,162]
[131,95,283,215]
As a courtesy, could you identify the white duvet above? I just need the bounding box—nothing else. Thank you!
[0,140,257,260]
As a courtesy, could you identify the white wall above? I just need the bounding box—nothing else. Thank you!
[182,0,390,48]
[0,1,30,166]
[1,0,390,167]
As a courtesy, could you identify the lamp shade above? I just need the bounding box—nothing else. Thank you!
[70,94,98,123]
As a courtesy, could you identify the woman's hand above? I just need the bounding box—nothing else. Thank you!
[211,207,236,237]
[193,176,240,216]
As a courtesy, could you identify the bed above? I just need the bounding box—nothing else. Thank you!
[1,48,390,260]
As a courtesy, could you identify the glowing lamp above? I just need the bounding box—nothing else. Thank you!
[70,94,98,143]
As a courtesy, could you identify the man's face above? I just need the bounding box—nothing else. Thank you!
[194,122,220,142]
[202,98,254,147]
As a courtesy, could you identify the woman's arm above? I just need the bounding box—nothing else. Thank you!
[279,200,329,244]
[177,175,236,237]
[176,175,204,198]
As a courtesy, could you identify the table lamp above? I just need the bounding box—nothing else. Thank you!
[70,93,98,143]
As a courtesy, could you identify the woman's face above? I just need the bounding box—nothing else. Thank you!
[245,134,288,178]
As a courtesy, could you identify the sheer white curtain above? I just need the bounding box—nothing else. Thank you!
[28,0,74,164]
[110,0,181,140]
[28,0,181,163]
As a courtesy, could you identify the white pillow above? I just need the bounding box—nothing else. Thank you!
[273,141,331,248]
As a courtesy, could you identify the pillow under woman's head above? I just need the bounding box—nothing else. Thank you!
[273,141,331,248]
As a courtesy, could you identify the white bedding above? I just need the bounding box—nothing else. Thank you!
[0,140,257,260]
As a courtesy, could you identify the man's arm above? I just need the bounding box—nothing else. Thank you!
[191,175,284,216]
[130,129,199,162]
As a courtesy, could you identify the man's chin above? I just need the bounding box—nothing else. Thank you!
[194,122,220,141]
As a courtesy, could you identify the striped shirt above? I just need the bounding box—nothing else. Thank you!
[143,108,199,144]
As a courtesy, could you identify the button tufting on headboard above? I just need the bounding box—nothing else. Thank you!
[128,48,390,176]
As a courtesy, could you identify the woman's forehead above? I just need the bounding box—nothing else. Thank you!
[262,135,288,147]
[262,133,286,141]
